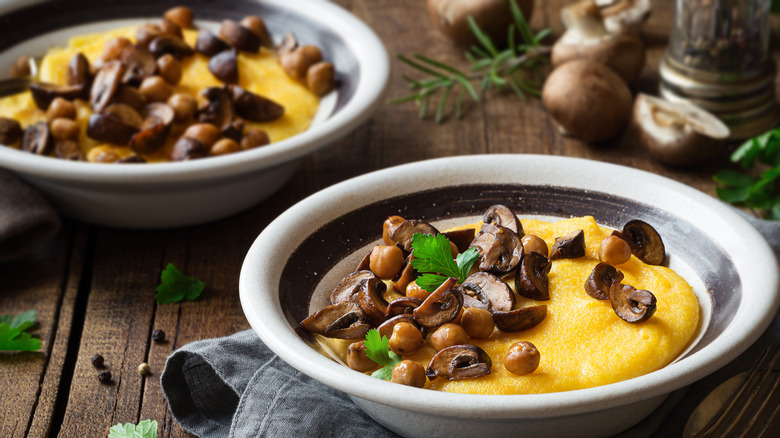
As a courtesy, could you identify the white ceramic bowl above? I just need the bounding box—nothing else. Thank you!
[240,154,780,438]
[0,0,389,228]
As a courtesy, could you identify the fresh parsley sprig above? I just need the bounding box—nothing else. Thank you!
[410,233,479,292]
[155,263,205,304]
[391,0,551,123]
[108,419,158,438]
[0,310,42,352]
[364,329,402,381]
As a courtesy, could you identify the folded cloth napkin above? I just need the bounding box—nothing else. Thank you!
[0,169,60,263]
[161,215,780,438]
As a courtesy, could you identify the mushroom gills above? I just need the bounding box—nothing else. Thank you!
[492,305,547,332]
[299,302,371,339]
[609,282,656,323]
[457,272,515,311]
[584,262,624,300]
[413,277,462,329]
[613,219,665,265]
[469,223,523,274]
[426,344,492,380]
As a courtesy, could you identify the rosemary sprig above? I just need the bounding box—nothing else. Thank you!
[390,0,552,123]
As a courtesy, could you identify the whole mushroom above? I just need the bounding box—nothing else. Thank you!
[597,0,652,34]
[542,59,633,143]
[427,0,534,46]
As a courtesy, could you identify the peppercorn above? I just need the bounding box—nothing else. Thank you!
[151,329,166,342]
[97,370,112,384]
[91,353,104,368]
[137,363,151,376]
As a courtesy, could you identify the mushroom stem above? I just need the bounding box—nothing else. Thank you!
[561,0,608,40]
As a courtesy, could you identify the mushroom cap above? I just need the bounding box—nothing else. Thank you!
[542,59,632,143]
[426,0,534,47]
[549,229,586,260]
[413,277,463,328]
[299,301,371,339]
[482,204,523,235]
[610,282,656,323]
[425,344,492,380]
[492,305,547,332]
[633,93,729,166]
[470,223,523,274]
[552,29,645,84]
[515,252,552,301]
[457,272,515,311]
[599,0,652,33]
[584,262,624,300]
[613,219,665,266]
[329,270,379,304]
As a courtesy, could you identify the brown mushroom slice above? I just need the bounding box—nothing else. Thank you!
[196,28,231,57]
[0,117,23,145]
[469,224,523,275]
[198,87,235,130]
[483,204,523,236]
[457,272,514,311]
[585,262,624,300]
[209,49,239,84]
[378,314,421,339]
[515,252,552,301]
[549,229,585,260]
[67,53,92,100]
[229,85,285,122]
[613,220,665,265]
[300,302,371,339]
[55,140,86,161]
[492,305,547,332]
[390,220,440,252]
[149,35,195,60]
[354,252,371,272]
[413,277,462,329]
[385,296,423,318]
[219,19,261,52]
[356,277,389,326]
[130,103,175,154]
[21,122,53,155]
[610,282,656,323]
[329,270,378,304]
[170,137,209,161]
[29,82,84,110]
[113,86,148,112]
[425,344,492,380]
[87,103,143,145]
[276,32,298,56]
[392,254,418,294]
[120,45,157,86]
[221,119,245,143]
[444,228,476,253]
[90,60,127,113]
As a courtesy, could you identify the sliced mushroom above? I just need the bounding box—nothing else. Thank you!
[515,252,552,301]
[599,0,651,33]
[198,87,234,130]
[413,277,462,328]
[385,296,423,318]
[390,219,440,252]
[67,52,92,100]
[457,272,514,311]
[86,103,143,145]
[469,224,523,274]
[117,155,146,163]
[355,252,371,271]
[130,103,175,154]
[610,282,656,323]
[148,35,195,60]
[221,119,245,142]
[55,140,86,161]
[29,82,83,110]
[276,32,298,56]
[356,277,389,326]
[483,204,523,235]
[120,45,157,86]
[21,121,53,155]
[170,136,209,161]
[196,28,231,57]
[219,19,261,52]
[613,220,665,265]
[113,86,148,112]
[378,314,421,339]
[209,49,239,84]
[135,23,164,48]
[299,301,371,339]
[0,117,23,145]
[392,255,419,293]
[90,60,126,113]
[425,344,492,380]
[329,270,378,304]
[585,262,624,300]
[549,229,585,260]
[492,305,547,332]
[229,85,285,122]
[444,228,476,253]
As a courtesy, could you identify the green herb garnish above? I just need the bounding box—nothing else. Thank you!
[410,233,479,291]
[155,263,205,304]
[391,0,551,123]
[108,419,158,438]
[0,310,41,352]
[364,329,402,381]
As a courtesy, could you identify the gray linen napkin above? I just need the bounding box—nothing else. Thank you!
[0,169,60,263]
[161,215,780,438]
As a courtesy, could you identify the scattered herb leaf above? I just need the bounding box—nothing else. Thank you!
[410,233,479,291]
[0,310,41,352]
[108,419,158,438]
[364,329,402,381]
[155,263,205,304]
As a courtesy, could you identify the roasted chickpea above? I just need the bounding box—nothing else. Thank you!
[389,322,424,355]
[240,15,270,42]
[167,93,197,123]
[138,76,173,103]
[599,235,632,265]
[504,341,540,375]
[210,138,240,156]
[306,62,335,96]
[164,6,195,29]
[391,360,426,388]
[240,128,270,150]
[50,118,79,141]
[369,245,404,279]
[460,307,494,339]
[101,37,133,62]
[160,18,183,39]
[347,341,378,372]
[522,234,548,258]
[405,281,431,301]
[430,323,468,351]
[156,54,182,85]
[93,150,119,163]
[382,215,405,245]
[183,123,220,147]
[13,55,31,77]
[46,97,77,122]
[299,45,323,65]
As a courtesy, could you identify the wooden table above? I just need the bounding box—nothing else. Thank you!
[0,0,769,436]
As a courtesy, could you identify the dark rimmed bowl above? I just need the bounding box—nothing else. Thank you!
[240,154,779,437]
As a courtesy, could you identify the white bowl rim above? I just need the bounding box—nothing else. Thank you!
[0,0,390,184]
[239,154,780,419]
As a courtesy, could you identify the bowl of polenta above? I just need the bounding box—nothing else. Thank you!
[239,154,780,438]
[0,0,389,228]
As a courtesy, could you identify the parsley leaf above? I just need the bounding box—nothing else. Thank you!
[0,310,41,352]
[108,419,158,438]
[364,329,402,381]
[155,263,205,304]
[410,233,479,291]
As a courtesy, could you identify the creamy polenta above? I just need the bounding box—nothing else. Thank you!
[320,216,700,395]
[0,25,319,162]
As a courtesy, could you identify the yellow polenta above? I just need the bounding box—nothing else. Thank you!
[0,26,319,162]
[325,216,700,394]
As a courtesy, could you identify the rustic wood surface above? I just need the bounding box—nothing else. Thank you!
[0,0,772,436]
